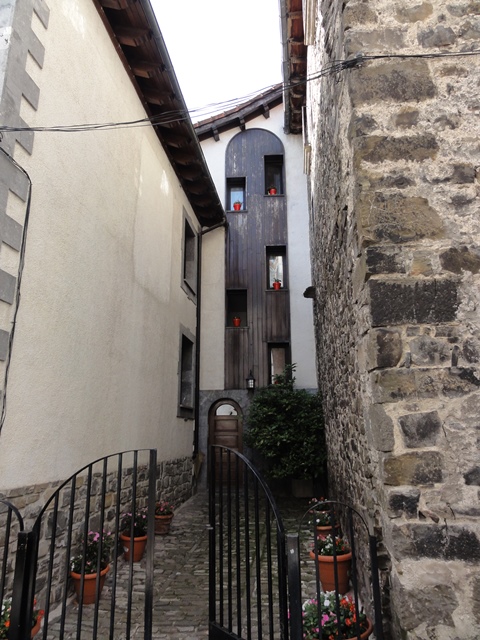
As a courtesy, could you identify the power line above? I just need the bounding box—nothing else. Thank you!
[0,48,478,135]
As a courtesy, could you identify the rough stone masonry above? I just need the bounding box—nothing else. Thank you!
[306,1,480,638]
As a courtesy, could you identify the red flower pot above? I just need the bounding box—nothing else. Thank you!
[268,188,277,195]
[273,281,281,290]
[309,550,352,594]
[233,203,242,211]
[154,514,174,535]
[232,317,241,327]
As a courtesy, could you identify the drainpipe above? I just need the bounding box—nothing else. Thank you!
[279,0,291,133]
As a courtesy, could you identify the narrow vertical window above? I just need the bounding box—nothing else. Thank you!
[264,155,284,195]
[266,246,287,289]
[178,333,194,417]
[183,216,197,296]
[268,344,290,384]
[226,178,246,211]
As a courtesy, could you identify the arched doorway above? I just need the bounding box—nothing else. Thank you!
[208,399,243,482]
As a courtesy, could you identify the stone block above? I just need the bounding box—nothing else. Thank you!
[395,108,419,128]
[452,163,476,183]
[349,60,436,106]
[369,279,459,327]
[464,466,480,485]
[463,338,480,362]
[359,192,444,245]
[387,488,420,518]
[447,2,480,16]
[459,18,480,38]
[410,524,480,561]
[372,368,418,403]
[365,246,406,275]
[395,3,434,23]
[350,113,377,137]
[345,28,405,56]
[368,328,403,369]
[473,576,480,625]
[409,336,451,366]
[343,4,378,28]
[358,169,415,190]
[440,246,480,274]
[384,452,443,485]
[391,572,458,631]
[418,25,457,47]
[367,404,395,452]
[399,411,442,447]
[355,134,439,165]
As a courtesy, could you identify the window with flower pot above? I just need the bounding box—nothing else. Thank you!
[178,330,195,418]
[226,177,246,211]
[264,155,284,195]
[266,246,286,289]
[226,290,247,327]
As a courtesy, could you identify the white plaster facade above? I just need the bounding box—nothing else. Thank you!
[0,0,201,489]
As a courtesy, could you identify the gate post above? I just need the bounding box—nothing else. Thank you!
[286,533,302,640]
[9,530,38,640]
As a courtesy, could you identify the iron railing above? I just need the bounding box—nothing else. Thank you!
[1,449,157,640]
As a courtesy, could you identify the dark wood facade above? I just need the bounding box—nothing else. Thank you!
[224,129,290,389]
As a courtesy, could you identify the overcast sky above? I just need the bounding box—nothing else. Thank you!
[152,0,283,119]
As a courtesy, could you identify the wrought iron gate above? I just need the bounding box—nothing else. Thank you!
[208,446,384,640]
[0,449,156,640]
[208,445,289,639]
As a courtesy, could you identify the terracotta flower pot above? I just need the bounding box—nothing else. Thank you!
[233,203,242,211]
[232,317,241,327]
[120,533,147,562]
[309,550,352,594]
[268,187,277,195]
[316,523,340,540]
[345,617,373,640]
[70,565,110,605]
[31,611,44,638]
[154,513,174,535]
[273,281,281,290]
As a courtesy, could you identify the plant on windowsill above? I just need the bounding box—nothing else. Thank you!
[233,200,242,211]
[272,278,281,290]
[267,186,277,195]
[120,508,148,562]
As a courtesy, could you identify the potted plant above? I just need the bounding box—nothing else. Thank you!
[154,501,175,535]
[233,200,242,211]
[1,597,45,639]
[308,498,339,539]
[232,316,241,327]
[70,530,114,604]
[272,278,281,290]
[120,508,148,562]
[309,535,352,594]
[267,186,277,195]
[302,592,372,639]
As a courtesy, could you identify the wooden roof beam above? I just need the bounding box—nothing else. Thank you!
[114,26,151,46]
[130,60,164,78]
[99,0,136,9]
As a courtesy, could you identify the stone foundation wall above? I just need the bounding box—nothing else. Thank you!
[307,1,480,638]
[0,454,192,604]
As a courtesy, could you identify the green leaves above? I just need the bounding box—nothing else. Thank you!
[245,365,326,479]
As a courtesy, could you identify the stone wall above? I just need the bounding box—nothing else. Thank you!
[307,1,480,638]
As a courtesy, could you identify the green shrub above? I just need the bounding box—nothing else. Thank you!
[245,365,326,480]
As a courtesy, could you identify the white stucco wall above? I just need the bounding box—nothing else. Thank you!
[199,106,317,390]
[0,0,199,488]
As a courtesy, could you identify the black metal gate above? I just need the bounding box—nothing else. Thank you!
[208,446,384,640]
[208,446,289,639]
[0,449,156,640]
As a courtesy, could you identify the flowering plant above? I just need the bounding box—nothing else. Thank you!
[308,498,336,527]
[1,597,45,638]
[155,501,174,516]
[313,535,350,556]
[121,508,148,537]
[70,530,114,574]
[303,592,368,639]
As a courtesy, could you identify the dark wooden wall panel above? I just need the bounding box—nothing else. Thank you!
[224,129,291,388]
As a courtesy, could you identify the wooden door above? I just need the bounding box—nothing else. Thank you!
[209,401,243,483]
